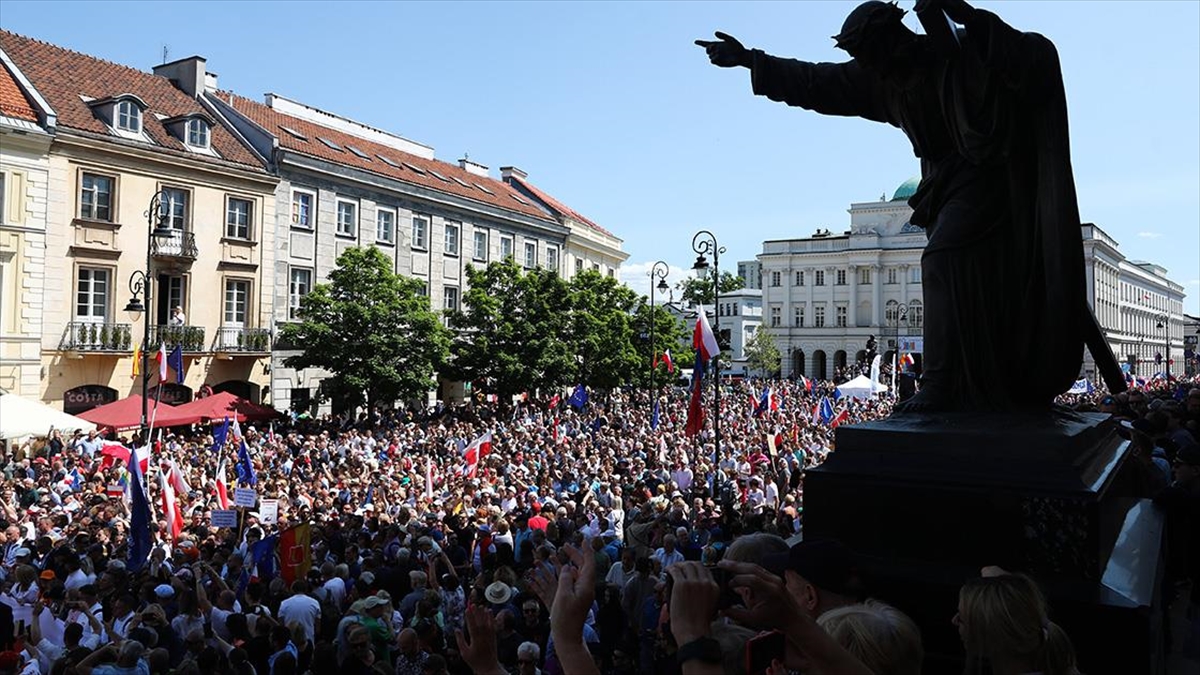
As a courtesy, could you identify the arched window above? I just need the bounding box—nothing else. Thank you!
[115,99,142,133]
[187,118,210,148]
[885,300,899,325]
[908,300,923,328]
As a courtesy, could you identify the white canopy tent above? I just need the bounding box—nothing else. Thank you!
[0,394,96,439]
[837,374,889,400]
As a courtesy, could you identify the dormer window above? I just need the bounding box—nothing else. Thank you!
[186,118,209,148]
[115,99,141,133]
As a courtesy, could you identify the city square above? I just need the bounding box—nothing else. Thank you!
[0,2,1198,675]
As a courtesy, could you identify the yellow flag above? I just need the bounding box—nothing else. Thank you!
[131,343,141,379]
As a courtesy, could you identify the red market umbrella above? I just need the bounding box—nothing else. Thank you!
[77,395,197,431]
[169,391,280,424]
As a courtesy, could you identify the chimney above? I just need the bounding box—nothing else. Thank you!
[459,157,489,177]
[153,56,208,98]
[499,166,527,183]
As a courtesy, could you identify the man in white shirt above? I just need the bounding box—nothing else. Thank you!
[277,580,322,647]
[670,462,694,494]
[651,535,684,578]
[170,306,186,326]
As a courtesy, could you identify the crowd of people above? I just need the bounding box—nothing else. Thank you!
[0,372,1196,675]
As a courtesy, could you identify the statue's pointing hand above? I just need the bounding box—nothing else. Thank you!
[695,32,752,68]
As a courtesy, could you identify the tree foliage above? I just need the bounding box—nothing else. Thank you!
[676,271,745,307]
[279,246,449,410]
[569,271,641,391]
[744,327,782,376]
[630,302,693,389]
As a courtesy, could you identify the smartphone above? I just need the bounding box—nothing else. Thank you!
[705,565,740,610]
[745,630,785,675]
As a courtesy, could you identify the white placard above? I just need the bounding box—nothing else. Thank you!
[259,499,279,525]
[234,488,258,508]
[210,510,238,528]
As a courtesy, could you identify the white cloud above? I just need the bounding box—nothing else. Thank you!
[1137,231,1162,239]
[619,260,693,299]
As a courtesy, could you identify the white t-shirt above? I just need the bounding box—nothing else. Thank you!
[278,594,321,644]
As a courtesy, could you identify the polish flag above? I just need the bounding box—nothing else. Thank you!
[215,456,230,510]
[100,442,150,474]
[693,307,721,361]
[654,350,676,373]
[167,457,190,495]
[462,432,492,479]
[798,375,813,392]
[159,471,184,541]
[156,344,168,381]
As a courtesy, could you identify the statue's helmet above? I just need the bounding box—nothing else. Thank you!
[832,0,907,52]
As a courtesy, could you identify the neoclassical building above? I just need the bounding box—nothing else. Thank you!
[760,178,926,380]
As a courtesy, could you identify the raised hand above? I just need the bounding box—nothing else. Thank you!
[454,605,505,675]
[666,562,720,645]
[694,31,752,69]
[551,541,597,638]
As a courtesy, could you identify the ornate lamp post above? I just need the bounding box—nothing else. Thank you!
[123,190,175,446]
[648,261,670,418]
[691,230,725,457]
[1156,312,1170,382]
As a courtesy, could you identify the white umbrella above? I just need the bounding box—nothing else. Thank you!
[0,393,97,439]
[836,374,889,401]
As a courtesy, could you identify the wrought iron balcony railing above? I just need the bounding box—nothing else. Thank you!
[61,321,134,352]
[149,324,207,352]
[213,327,272,354]
[150,230,199,260]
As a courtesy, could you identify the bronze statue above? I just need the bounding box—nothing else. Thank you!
[698,0,1124,413]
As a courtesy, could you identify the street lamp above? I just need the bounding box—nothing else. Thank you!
[124,190,175,445]
[691,230,725,470]
[648,261,670,419]
[1156,312,1170,382]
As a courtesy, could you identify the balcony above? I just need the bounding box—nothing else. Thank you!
[151,230,198,261]
[212,327,272,355]
[61,321,134,353]
[149,324,207,352]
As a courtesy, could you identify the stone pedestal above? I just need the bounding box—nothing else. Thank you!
[804,411,1165,674]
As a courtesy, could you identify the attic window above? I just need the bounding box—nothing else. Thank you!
[279,125,308,141]
[451,176,472,189]
[429,170,450,183]
[115,99,142,133]
[316,136,343,151]
[510,193,529,205]
[402,162,426,175]
[346,145,371,160]
[377,155,401,168]
[186,118,210,148]
[474,183,494,195]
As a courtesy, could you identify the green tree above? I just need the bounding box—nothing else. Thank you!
[744,326,782,377]
[630,302,693,389]
[569,271,641,391]
[676,271,745,307]
[280,246,449,410]
[446,260,574,399]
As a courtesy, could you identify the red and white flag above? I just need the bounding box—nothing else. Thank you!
[461,432,493,479]
[215,456,230,510]
[654,350,676,373]
[156,344,168,381]
[693,307,721,361]
[167,457,190,495]
[159,471,184,541]
[425,461,434,500]
[100,442,150,474]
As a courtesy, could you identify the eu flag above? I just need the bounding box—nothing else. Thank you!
[167,345,185,384]
[568,384,588,409]
[126,446,153,572]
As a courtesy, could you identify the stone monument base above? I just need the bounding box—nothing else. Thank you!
[803,411,1165,674]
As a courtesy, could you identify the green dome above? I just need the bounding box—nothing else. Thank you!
[891,176,920,201]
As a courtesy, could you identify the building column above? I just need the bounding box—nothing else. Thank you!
[899,263,909,307]
[848,264,859,328]
[872,264,882,326]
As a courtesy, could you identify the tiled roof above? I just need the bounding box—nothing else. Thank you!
[507,176,616,239]
[218,92,558,224]
[0,60,37,122]
[0,30,263,170]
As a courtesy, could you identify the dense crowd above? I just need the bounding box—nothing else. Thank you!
[0,373,1196,675]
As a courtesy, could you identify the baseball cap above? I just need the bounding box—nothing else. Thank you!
[762,539,865,600]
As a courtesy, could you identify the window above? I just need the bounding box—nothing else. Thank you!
[795,271,804,286]
[770,306,781,327]
[794,305,804,327]
[500,236,514,260]
[575,258,583,275]
[547,247,559,273]
[161,188,188,230]
[859,268,871,285]
[225,197,252,239]
[887,268,897,284]
[444,286,459,312]
[79,173,114,221]
[376,209,395,244]
[291,190,314,229]
[814,305,826,328]
[815,270,825,286]
[444,222,460,255]
[0,173,5,224]
[908,300,923,328]
[336,201,357,237]
[224,280,249,325]
[415,281,428,297]
[885,300,899,325]
[592,263,601,272]
[115,100,141,133]
[412,216,429,249]
[186,119,209,148]
[76,268,109,320]
[836,305,847,327]
[524,241,537,268]
[771,271,781,287]
[473,230,488,261]
[289,268,312,319]
[910,267,921,283]
[836,270,847,286]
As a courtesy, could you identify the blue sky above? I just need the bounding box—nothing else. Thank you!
[4,1,1197,312]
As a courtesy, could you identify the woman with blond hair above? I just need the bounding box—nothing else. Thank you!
[816,599,924,675]
[954,570,1081,675]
